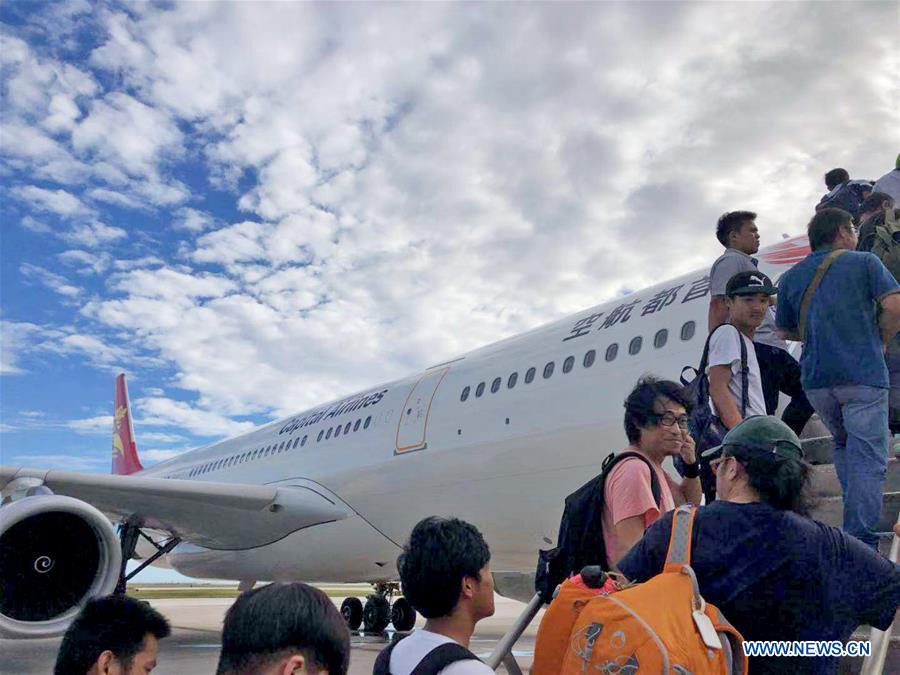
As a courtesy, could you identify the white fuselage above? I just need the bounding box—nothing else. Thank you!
[138,236,810,584]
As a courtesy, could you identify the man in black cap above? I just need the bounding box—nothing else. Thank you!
[707,271,776,432]
[618,416,900,675]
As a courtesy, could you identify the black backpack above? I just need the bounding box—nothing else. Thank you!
[533,451,661,603]
[677,323,748,503]
[373,635,480,675]
[815,180,871,219]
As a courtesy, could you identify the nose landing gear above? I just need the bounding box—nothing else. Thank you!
[341,582,417,634]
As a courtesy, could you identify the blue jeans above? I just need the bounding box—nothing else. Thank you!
[805,385,889,548]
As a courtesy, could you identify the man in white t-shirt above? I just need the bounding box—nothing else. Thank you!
[707,271,775,429]
[375,517,495,675]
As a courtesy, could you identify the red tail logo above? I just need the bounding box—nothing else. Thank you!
[112,373,143,475]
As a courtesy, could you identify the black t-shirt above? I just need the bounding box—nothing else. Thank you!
[617,501,900,674]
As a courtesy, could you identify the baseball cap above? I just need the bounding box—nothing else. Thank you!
[725,270,776,298]
[701,415,804,462]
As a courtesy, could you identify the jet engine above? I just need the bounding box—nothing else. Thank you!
[0,494,121,638]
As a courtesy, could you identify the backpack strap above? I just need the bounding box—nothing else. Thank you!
[410,643,481,675]
[799,249,847,342]
[663,504,697,573]
[736,326,748,418]
[373,637,403,675]
[603,451,662,511]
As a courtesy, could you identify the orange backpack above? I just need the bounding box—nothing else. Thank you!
[536,505,748,675]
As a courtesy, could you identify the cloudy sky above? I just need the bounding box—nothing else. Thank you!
[2,1,898,476]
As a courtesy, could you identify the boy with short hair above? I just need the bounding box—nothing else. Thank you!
[376,516,495,675]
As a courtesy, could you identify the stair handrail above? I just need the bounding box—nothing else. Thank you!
[859,514,899,675]
[485,592,544,672]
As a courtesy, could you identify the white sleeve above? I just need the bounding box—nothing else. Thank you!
[706,326,742,373]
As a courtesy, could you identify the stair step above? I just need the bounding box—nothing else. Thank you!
[809,457,900,498]
[811,491,900,532]
[802,435,836,465]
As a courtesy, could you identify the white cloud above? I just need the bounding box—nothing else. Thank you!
[135,396,255,437]
[11,185,94,218]
[172,207,216,232]
[67,415,113,434]
[87,188,145,210]
[63,221,127,247]
[9,454,108,471]
[72,92,183,178]
[141,448,189,463]
[0,321,58,374]
[138,431,186,444]
[59,249,113,275]
[20,263,82,298]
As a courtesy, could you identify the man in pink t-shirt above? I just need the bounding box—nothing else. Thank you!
[601,377,701,567]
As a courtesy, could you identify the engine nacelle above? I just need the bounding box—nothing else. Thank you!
[0,495,121,638]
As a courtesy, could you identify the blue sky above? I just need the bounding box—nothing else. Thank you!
[1,1,897,578]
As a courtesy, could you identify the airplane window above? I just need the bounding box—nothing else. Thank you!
[563,356,575,373]
[460,386,471,402]
[507,372,518,388]
[279,441,285,451]
[681,320,696,341]
[525,367,536,384]
[293,437,300,449]
[317,430,324,442]
[475,382,485,397]
[629,336,643,355]
[584,349,596,368]
[491,377,501,393]
[654,329,668,349]
[354,419,361,432]
[364,416,372,429]
[326,427,333,439]
[605,343,619,362]
[301,435,308,447]
[344,422,352,434]
[543,361,554,379]
[335,425,341,438]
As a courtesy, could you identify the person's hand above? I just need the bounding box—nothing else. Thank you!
[679,426,697,465]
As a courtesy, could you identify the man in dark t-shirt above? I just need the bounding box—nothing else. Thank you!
[618,416,900,674]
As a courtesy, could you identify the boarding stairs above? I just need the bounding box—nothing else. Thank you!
[485,426,900,674]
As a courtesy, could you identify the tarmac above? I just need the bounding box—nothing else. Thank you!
[0,594,541,674]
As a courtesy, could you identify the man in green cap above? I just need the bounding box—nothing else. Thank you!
[618,416,900,674]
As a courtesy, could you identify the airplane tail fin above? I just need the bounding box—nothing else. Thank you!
[112,373,143,475]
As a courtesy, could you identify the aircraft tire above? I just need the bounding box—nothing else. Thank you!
[340,597,363,630]
[363,594,390,633]
[391,597,416,631]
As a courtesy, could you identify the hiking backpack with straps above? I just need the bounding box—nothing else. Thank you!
[373,635,481,675]
[534,451,662,603]
[677,323,748,502]
[871,206,900,282]
[557,505,747,675]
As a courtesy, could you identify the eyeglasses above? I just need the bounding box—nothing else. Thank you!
[648,412,689,429]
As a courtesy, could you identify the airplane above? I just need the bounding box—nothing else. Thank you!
[0,234,813,640]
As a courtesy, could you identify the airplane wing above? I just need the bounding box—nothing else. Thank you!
[0,466,348,550]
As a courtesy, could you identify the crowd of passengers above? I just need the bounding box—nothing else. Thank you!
[53,157,900,675]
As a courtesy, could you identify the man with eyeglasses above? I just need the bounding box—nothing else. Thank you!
[602,377,701,567]
[618,416,900,675]
[777,208,900,549]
